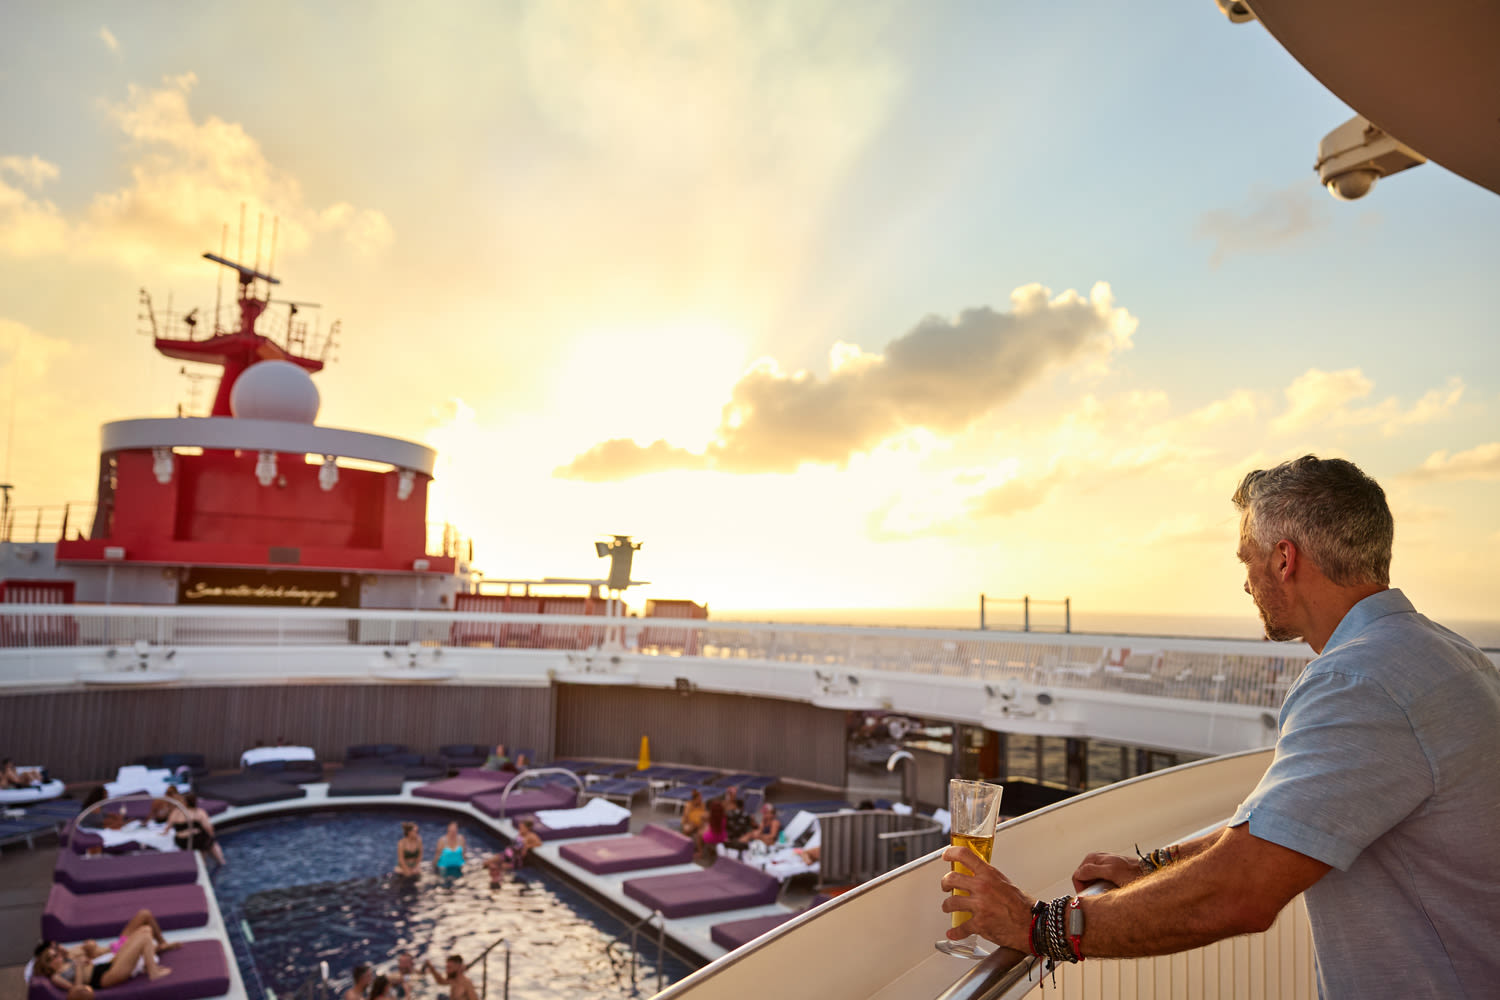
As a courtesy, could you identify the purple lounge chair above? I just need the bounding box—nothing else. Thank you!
[192,776,307,807]
[412,769,515,803]
[54,849,199,893]
[327,769,407,797]
[622,857,781,919]
[42,882,209,941]
[557,824,695,875]
[470,784,578,818]
[28,938,229,1000]
[709,893,832,951]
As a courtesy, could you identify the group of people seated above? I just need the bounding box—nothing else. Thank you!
[478,743,530,772]
[343,952,478,1000]
[2,757,44,788]
[393,819,542,888]
[31,909,178,999]
[679,788,781,862]
[76,785,227,866]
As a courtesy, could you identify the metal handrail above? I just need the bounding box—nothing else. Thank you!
[935,883,1110,1000]
[605,908,666,994]
[496,766,585,818]
[464,936,510,1000]
[291,962,330,1000]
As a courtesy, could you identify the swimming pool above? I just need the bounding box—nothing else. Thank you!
[211,810,696,999]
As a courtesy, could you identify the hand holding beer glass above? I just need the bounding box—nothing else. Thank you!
[935,778,1003,959]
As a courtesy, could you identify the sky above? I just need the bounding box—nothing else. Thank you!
[0,1,1497,629]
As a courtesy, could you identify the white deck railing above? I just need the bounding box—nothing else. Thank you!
[654,748,1315,1000]
[0,605,1314,710]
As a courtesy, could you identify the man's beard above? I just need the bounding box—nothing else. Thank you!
[1256,596,1302,642]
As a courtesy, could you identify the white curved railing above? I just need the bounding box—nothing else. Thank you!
[654,748,1314,1000]
[0,604,1313,708]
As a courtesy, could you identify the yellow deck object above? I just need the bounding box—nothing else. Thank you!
[638,735,651,770]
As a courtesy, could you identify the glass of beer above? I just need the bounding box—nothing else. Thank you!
[935,778,1004,959]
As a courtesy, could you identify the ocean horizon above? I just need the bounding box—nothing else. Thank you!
[717,606,1500,648]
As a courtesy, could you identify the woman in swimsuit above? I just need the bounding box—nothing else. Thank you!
[699,800,728,862]
[433,821,466,876]
[395,822,423,877]
[483,818,542,887]
[170,792,227,866]
[34,925,173,994]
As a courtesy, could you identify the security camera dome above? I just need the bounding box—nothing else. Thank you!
[1326,168,1380,201]
[230,360,321,423]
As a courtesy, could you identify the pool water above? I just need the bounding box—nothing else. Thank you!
[211,811,696,999]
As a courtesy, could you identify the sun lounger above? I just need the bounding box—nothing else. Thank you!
[192,776,307,807]
[0,815,59,849]
[411,768,514,803]
[345,743,411,762]
[246,759,325,784]
[135,752,209,780]
[438,743,488,768]
[327,769,407,797]
[66,821,179,855]
[42,882,208,940]
[709,894,831,951]
[26,937,229,1000]
[471,784,577,818]
[714,773,778,791]
[651,783,725,812]
[0,778,65,804]
[527,798,632,841]
[558,824,695,875]
[582,777,650,807]
[622,857,780,919]
[54,849,199,893]
[344,752,446,780]
[772,799,850,815]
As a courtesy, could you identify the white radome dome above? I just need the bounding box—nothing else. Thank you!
[230,360,321,423]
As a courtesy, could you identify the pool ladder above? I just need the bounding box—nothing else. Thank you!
[606,909,666,995]
[467,936,512,1000]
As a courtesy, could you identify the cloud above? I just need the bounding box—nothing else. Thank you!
[1405,442,1500,482]
[966,467,1068,518]
[556,282,1137,479]
[1142,513,1235,546]
[99,27,119,53]
[0,73,393,271]
[555,438,708,482]
[1271,368,1463,436]
[1194,181,1331,268]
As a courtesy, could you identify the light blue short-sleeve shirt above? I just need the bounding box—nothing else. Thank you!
[1229,589,1500,998]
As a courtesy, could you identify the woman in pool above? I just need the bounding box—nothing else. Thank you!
[394,822,423,877]
[433,821,465,876]
[482,818,542,887]
[33,925,174,993]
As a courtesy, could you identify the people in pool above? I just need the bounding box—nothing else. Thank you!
[367,975,392,1000]
[386,952,415,1000]
[483,818,542,887]
[394,822,422,877]
[422,954,477,1000]
[433,821,466,876]
[344,964,372,1000]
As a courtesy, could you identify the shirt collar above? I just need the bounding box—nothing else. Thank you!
[1323,587,1412,652]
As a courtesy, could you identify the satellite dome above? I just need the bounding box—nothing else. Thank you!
[230,360,321,423]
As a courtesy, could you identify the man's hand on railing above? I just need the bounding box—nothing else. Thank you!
[1070,851,1143,893]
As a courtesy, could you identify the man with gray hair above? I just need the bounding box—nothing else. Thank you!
[940,455,1500,997]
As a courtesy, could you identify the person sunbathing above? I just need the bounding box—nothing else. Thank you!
[395,822,423,877]
[483,819,542,887]
[33,925,174,995]
[680,789,708,848]
[749,803,781,846]
[1,758,43,788]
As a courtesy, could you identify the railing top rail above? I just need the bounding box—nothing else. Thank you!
[0,603,1308,655]
[464,935,508,972]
